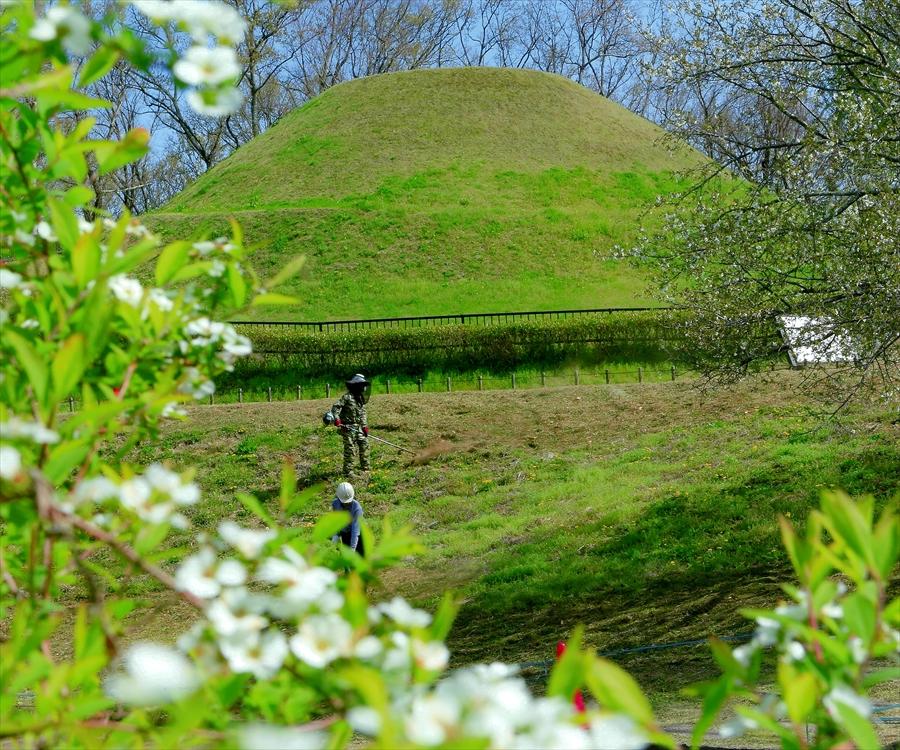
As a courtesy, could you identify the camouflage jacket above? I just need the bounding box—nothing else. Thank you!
[330,393,367,428]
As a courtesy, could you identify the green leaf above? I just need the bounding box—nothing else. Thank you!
[72,233,101,287]
[78,47,120,87]
[547,628,584,700]
[691,677,730,750]
[279,461,297,514]
[842,591,877,643]
[155,241,190,285]
[62,184,95,207]
[585,655,655,725]
[430,592,459,642]
[170,261,212,283]
[780,663,816,724]
[313,511,351,543]
[236,492,276,528]
[5,330,48,404]
[861,666,900,688]
[820,490,875,569]
[36,88,111,113]
[93,128,150,175]
[252,292,300,306]
[266,256,306,289]
[228,262,247,307]
[285,482,324,517]
[48,197,79,250]
[52,333,86,402]
[135,522,171,555]
[45,440,91,484]
[872,506,899,581]
[708,637,743,677]
[833,701,880,750]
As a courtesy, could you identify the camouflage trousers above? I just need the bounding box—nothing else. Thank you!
[341,431,370,476]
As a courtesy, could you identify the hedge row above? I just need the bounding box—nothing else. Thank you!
[229,312,693,381]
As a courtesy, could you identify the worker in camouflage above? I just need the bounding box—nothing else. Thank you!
[324,373,371,477]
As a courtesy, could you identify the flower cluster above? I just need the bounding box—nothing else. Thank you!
[132,0,246,117]
[183,317,252,369]
[61,464,200,528]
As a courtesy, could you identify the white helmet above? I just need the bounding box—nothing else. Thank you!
[336,482,355,503]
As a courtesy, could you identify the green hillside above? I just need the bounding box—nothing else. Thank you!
[149,67,702,320]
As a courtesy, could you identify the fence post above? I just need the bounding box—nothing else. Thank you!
[209,393,213,405]
[541,371,546,387]
[68,396,74,412]
[638,367,643,384]
[297,385,302,400]
[574,368,580,386]
[446,376,451,392]
[238,388,243,404]
[386,379,391,394]
[670,366,676,382]
[326,383,330,399]
[605,369,610,384]
[478,375,483,391]
[267,386,272,402]
[417,378,423,393]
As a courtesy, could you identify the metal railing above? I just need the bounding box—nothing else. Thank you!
[231,306,669,332]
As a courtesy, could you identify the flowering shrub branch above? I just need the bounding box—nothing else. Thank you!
[1,3,895,750]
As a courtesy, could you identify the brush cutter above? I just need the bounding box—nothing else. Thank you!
[339,424,416,455]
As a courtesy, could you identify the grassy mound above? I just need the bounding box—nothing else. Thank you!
[148,67,703,320]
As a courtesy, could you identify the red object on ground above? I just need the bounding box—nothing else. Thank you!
[556,641,586,713]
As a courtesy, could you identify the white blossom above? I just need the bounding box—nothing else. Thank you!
[176,547,224,599]
[848,636,867,664]
[219,521,276,559]
[289,613,353,668]
[412,638,449,672]
[377,596,432,628]
[174,46,240,86]
[823,685,872,720]
[237,724,326,750]
[109,274,144,307]
[258,546,338,616]
[71,476,118,506]
[220,628,287,679]
[588,714,649,750]
[145,463,200,505]
[347,706,381,736]
[14,229,35,247]
[29,5,93,55]
[405,692,461,746]
[718,713,758,739]
[208,587,266,638]
[35,221,57,242]
[785,640,806,661]
[187,86,244,117]
[0,445,22,480]
[147,288,174,312]
[0,269,22,289]
[104,643,199,707]
[354,635,383,660]
[1,417,60,444]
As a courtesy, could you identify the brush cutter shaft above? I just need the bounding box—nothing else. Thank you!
[341,424,415,454]
[369,434,416,454]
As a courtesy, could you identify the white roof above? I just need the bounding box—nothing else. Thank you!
[779,316,856,366]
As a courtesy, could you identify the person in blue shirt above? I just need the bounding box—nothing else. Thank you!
[331,481,364,557]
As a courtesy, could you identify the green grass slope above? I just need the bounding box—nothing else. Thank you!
[149,68,702,320]
[122,374,898,694]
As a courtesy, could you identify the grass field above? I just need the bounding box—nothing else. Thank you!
[146,68,704,320]
[113,373,897,693]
